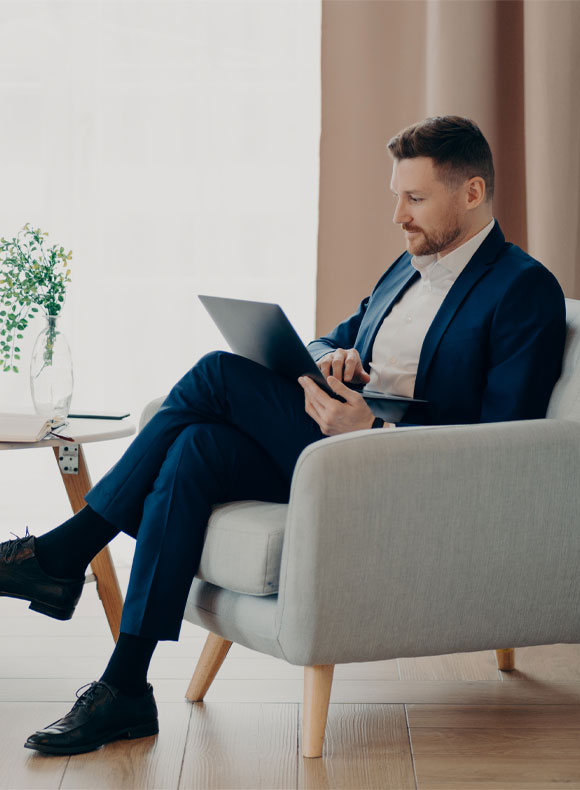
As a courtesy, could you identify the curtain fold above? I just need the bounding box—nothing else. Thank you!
[524,0,580,297]
[317,0,580,334]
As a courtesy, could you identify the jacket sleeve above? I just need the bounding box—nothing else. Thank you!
[307,295,371,362]
[480,265,566,422]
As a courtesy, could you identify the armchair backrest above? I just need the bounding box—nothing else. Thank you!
[546,298,580,421]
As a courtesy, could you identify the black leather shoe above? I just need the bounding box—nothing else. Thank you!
[24,681,159,755]
[0,532,84,620]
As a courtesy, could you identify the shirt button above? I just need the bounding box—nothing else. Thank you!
[390,356,397,364]
[406,315,412,322]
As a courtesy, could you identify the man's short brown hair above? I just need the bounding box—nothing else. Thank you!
[387,116,494,201]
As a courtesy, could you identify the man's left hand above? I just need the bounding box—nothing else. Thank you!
[298,375,376,435]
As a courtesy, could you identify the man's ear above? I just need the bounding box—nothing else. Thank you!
[465,176,486,210]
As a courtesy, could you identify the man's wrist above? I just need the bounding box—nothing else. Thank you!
[371,416,395,429]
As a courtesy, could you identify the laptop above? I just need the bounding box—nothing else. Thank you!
[198,295,425,404]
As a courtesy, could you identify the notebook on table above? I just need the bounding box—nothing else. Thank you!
[0,414,64,443]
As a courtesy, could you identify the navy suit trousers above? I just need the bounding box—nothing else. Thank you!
[85,351,324,640]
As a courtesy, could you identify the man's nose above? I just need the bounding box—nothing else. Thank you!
[393,199,411,226]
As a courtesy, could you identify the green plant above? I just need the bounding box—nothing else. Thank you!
[0,223,72,373]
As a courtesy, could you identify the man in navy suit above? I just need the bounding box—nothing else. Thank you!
[0,117,566,754]
[303,120,565,431]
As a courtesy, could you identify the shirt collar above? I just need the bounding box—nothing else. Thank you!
[412,218,496,278]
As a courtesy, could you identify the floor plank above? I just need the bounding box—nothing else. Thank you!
[411,728,580,789]
[411,726,580,756]
[179,703,298,789]
[0,632,270,660]
[500,644,580,683]
[7,677,580,704]
[398,650,499,681]
[414,759,580,790]
[0,655,399,682]
[194,678,580,705]
[0,615,110,636]
[297,703,416,790]
[408,703,580,729]
[59,702,191,790]
[0,703,70,790]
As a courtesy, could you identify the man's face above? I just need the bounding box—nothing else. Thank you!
[390,157,467,258]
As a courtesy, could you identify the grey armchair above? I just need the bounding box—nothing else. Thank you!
[139,298,580,757]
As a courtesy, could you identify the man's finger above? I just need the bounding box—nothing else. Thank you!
[327,375,360,404]
[299,376,334,407]
[343,357,355,382]
[343,350,369,384]
[304,396,322,424]
[301,384,327,427]
[343,352,361,382]
[331,355,345,380]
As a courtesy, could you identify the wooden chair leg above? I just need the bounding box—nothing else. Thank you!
[89,546,123,641]
[53,445,123,641]
[496,648,516,671]
[302,664,335,758]
[186,632,233,701]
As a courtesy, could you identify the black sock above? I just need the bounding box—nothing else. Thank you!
[100,633,158,697]
[35,505,120,580]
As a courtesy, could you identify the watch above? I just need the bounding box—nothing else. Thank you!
[371,417,385,429]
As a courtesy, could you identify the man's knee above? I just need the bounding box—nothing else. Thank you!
[186,349,239,386]
[184,350,262,398]
[196,349,231,369]
[165,350,233,407]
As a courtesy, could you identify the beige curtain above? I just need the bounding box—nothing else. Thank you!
[317,0,580,334]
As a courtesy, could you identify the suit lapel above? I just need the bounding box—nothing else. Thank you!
[413,221,507,398]
[359,257,420,366]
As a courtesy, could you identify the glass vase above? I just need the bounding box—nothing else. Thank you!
[29,313,74,421]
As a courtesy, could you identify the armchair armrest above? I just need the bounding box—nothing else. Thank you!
[275,419,580,665]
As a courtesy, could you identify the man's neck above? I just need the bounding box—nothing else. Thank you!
[436,215,494,261]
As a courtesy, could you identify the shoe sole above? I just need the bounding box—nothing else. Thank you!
[0,591,74,621]
[24,720,160,755]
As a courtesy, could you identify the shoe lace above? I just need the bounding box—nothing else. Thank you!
[0,527,30,560]
[72,681,116,711]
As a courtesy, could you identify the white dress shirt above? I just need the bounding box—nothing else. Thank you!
[367,219,495,399]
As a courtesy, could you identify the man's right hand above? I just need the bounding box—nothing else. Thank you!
[317,348,370,385]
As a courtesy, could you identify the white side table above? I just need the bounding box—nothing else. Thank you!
[0,417,136,641]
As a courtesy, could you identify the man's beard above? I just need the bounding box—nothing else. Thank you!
[404,220,462,257]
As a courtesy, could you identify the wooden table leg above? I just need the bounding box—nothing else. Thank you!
[52,444,123,641]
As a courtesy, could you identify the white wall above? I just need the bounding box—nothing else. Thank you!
[0,0,321,563]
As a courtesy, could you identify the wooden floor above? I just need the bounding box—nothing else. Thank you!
[2,570,580,789]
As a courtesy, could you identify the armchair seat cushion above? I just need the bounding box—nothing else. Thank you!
[196,501,287,595]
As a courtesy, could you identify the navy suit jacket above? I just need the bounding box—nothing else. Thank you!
[308,222,566,426]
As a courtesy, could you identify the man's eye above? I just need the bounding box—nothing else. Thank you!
[410,197,423,203]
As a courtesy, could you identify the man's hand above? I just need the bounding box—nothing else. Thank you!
[317,348,370,385]
[298,375,376,435]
